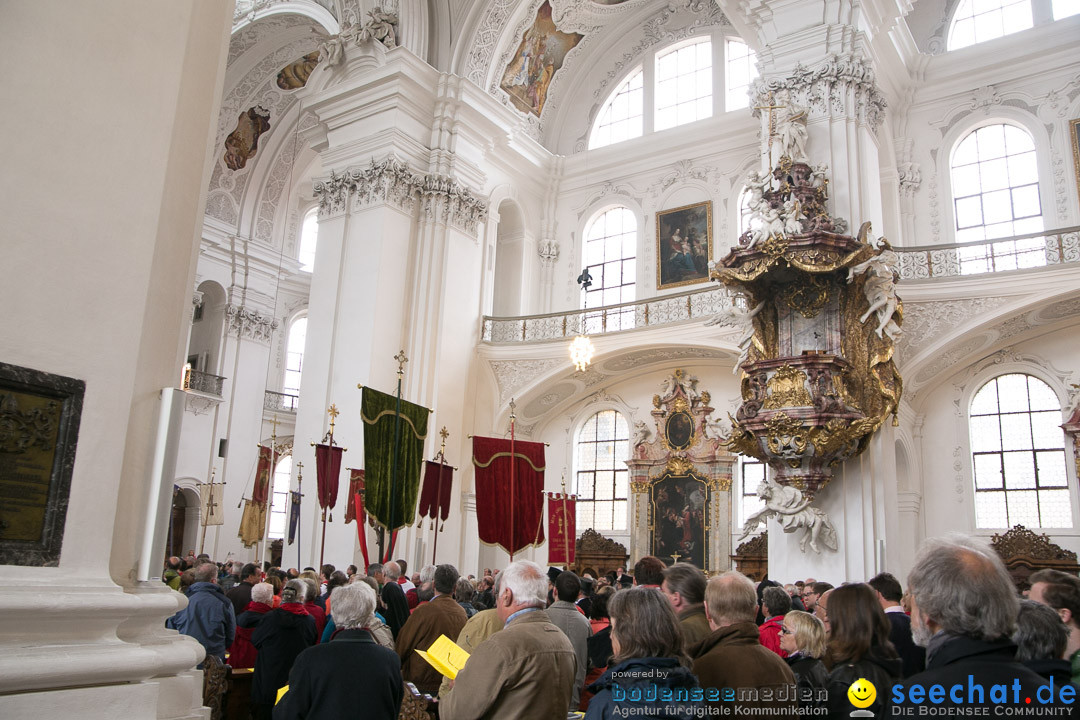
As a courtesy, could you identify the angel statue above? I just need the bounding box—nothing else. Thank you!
[706,300,766,373]
[631,420,651,448]
[358,7,397,48]
[739,476,838,553]
[846,249,901,342]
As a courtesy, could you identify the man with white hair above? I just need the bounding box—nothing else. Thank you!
[897,534,1073,711]
[275,582,402,720]
[440,560,577,719]
[375,561,409,638]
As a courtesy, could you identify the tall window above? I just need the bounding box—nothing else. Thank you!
[738,457,766,529]
[948,0,1033,49]
[970,374,1071,528]
[590,67,643,150]
[268,454,292,539]
[582,207,636,331]
[725,39,758,111]
[951,123,1043,273]
[283,317,307,394]
[298,207,318,272]
[1052,0,1080,18]
[737,186,756,238]
[576,410,630,533]
[655,39,712,132]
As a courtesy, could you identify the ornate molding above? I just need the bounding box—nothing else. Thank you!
[185,393,223,417]
[538,239,560,267]
[225,304,279,343]
[734,532,767,558]
[991,525,1078,563]
[313,156,488,234]
[577,528,628,556]
[752,54,887,132]
[896,297,1011,367]
[488,358,566,405]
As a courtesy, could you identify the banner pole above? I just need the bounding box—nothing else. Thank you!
[295,462,303,570]
[386,350,408,562]
[509,399,516,563]
[432,428,448,565]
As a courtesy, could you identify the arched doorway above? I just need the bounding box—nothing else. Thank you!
[168,486,200,558]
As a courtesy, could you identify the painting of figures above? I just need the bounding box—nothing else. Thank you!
[651,472,708,569]
[499,2,583,117]
[223,106,271,171]
[656,201,713,290]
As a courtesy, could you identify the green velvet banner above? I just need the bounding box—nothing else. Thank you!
[361,386,430,532]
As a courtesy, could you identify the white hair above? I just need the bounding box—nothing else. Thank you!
[383,561,401,580]
[251,582,274,605]
[419,564,437,584]
[500,560,548,608]
[331,583,376,630]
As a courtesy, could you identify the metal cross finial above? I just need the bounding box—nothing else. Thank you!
[439,426,449,454]
[509,398,516,421]
[328,404,339,429]
[205,467,218,519]
[394,350,408,377]
[269,414,280,440]
[561,470,567,494]
[296,461,303,481]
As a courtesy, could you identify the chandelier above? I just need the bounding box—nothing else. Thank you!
[569,335,595,372]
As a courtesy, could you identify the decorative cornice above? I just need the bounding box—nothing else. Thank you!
[313,156,488,235]
[225,303,279,343]
[752,54,887,132]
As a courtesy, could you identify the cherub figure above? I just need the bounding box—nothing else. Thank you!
[706,300,766,372]
[847,249,902,341]
[739,477,838,553]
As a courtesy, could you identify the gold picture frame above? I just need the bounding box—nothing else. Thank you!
[656,200,713,290]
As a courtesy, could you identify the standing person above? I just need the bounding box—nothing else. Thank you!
[868,571,925,677]
[779,610,829,712]
[800,582,831,613]
[250,579,317,720]
[547,571,592,711]
[396,564,468,695]
[274,583,402,720]
[168,562,236,668]
[226,563,261,617]
[661,563,711,648]
[823,584,901,720]
[454,577,479,618]
[396,559,415,593]
[691,571,797,716]
[163,557,183,591]
[632,556,665,589]
[585,587,702,719]
[370,562,409,638]
[299,577,327,639]
[231,582,275,669]
[1028,568,1080,686]
[440,561,577,720]
[1013,599,1074,686]
[759,586,791,658]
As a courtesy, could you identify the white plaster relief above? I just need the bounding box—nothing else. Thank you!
[489,358,565,404]
[226,303,280,343]
[751,54,887,132]
[896,297,1011,366]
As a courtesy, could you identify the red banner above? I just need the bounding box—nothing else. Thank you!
[472,436,545,557]
[252,444,273,506]
[345,469,365,523]
[314,443,343,512]
[417,460,454,527]
[546,493,577,565]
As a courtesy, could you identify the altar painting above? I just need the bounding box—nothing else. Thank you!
[651,471,708,569]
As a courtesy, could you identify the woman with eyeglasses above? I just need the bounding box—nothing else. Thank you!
[778,610,829,711]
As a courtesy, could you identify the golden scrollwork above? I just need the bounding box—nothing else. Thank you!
[666,456,695,475]
[707,476,733,492]
[763,365,813,409]
[700,391,711,405]
[778,276,834,318]
[630,480,650,494]
[722,417,765,461]
[653,394,662,408]
[809,416,881,463]
[760,234,789,260]
[672,397,690,413]
[764,412,808,466]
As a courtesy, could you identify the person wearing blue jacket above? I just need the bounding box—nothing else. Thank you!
[167,562,236,667]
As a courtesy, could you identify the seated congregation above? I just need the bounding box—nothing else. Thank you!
[165,534,1080,719]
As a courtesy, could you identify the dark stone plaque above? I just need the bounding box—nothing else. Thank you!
[0,361,84,566]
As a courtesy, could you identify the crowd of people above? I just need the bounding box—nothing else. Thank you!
[163,533,1080,719]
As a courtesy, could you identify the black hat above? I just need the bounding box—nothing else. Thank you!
[547,566,562,584]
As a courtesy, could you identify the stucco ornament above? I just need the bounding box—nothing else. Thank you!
[739,477,838,553]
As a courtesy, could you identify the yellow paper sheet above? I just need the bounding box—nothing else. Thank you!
[276,685,288,704]
[414,634,470,679]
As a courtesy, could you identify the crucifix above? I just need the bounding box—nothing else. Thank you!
[394,349,408,378]
[753,93,784,171]
[670,551,683,564]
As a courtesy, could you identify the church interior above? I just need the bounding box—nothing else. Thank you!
[2,0,1079,716]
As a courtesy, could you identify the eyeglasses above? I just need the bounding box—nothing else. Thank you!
[780,626,794,635]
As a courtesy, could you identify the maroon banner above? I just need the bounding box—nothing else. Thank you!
[472,436,545,557]
[314,443,343,511]
[546,493,577,565]
[417,460,454,526]
[253,445,273,506]
[345,469,365,524]
[354,495,370,570]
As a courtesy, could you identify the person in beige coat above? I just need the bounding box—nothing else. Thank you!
[395,564,468,695]
[440,560,577,720]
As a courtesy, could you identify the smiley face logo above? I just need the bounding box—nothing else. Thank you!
[847,678,877,709]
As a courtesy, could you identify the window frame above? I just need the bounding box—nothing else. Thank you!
[267,452,293,540]
[573,408,632,535]
[297,205,319,273]
[579,202,640,324]
[282,313,308,396]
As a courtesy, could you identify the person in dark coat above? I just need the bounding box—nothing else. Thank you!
[226,563,261,617]
[1014,599,1076,687]
[250,579,317,720]
[231,581,275,669]
[585,587,703,718]
[868,571,925,677]
[371,562,409,638]
[779,610,829,711]
[823,584,902,720]
[167,562,236,668]
[274,582,402,720]
[896,535,1075,714]
[455,576,479,618]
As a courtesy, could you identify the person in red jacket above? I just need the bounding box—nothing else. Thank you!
[759,585,791,658]
[231,582,274,668]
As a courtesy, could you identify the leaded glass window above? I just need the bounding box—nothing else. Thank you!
[655,39,712,132]
[268,454,292,539]
[725,39,758,111]
[590,67,643,150]
[739,457,766,529]
[948,0,1033,50]
[582,207,636,331]
[576,410,630,533]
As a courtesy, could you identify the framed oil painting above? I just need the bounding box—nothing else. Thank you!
[656,200,713,290]
[650,471,708,569]
[499,2,583,118]
[1071,118,1080,203]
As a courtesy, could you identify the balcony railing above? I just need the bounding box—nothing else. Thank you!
[481,226,1080,345]
[264,390,299,413]
[898,226,1079,280]
[182,368,225,397]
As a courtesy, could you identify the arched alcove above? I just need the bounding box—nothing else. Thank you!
[190,280,227,374]
[492,199,527,316]
[168,486,201,558]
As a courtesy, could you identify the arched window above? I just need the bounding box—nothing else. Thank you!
[655,38,712,132]
[582,207,636,331]
[590,67,643,150]
[738,457,766,529]
[951,123,1043,273]
[283,317,307,395]
[948,0,1033,49]
[268,454,292,539]
[970,373,1071,528]
[298,207,318,272]
[575,410,630,533]
[725,39,758,111]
